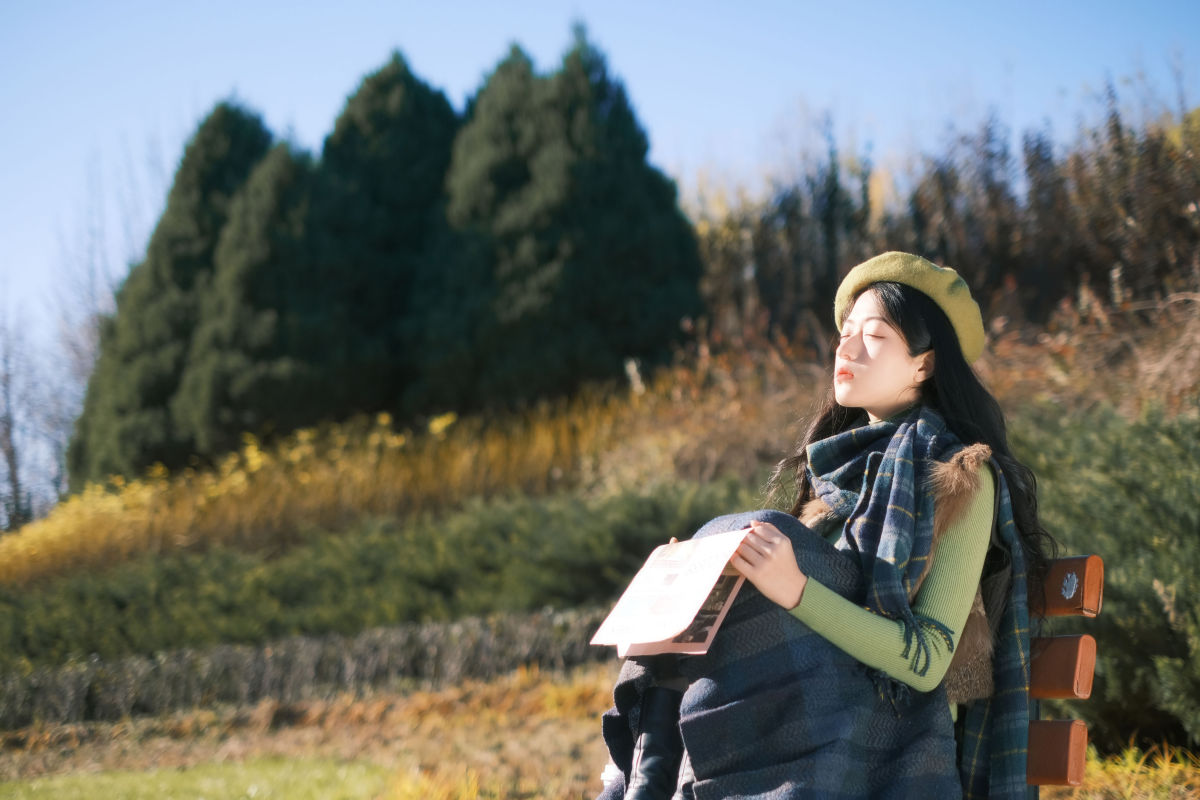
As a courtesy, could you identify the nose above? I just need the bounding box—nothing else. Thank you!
[835,332,858,360]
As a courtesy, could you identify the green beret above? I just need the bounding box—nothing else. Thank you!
[833,251,985,363]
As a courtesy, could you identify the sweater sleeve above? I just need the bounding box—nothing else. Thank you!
[788,464,995,692]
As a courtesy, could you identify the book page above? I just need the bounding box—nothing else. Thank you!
[590,527,750,649]
[619,569,745,656]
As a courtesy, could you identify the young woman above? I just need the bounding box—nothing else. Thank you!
[597,252,1056,800]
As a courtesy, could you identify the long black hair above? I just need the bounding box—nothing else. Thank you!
[768,281,1057,606]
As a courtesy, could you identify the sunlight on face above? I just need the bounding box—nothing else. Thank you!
[833,290,933,422]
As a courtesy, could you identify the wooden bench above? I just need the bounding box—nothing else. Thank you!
[1027,554,1105,786]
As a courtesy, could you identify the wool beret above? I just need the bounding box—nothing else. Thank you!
[833,251,985,363]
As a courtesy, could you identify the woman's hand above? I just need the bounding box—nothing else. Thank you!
[730,519,808,610]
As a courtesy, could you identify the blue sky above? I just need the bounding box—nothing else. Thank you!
[2,0,1198,350]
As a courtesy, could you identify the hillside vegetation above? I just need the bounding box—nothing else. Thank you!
[1,296,1199,752]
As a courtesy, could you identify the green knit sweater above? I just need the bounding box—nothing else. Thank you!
[789,464,995,692]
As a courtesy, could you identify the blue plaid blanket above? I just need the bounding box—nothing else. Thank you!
[598,407,1032,799]
[600,509,960,798]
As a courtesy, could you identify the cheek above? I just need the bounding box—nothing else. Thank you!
[883,361,920,393]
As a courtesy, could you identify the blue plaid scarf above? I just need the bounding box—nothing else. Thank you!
[806,407,960,684]
[958,471,1033,800]
[808,406,1033,799]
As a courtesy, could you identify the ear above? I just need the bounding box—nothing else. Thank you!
[915,351,935,382]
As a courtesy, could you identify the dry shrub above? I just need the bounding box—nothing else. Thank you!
[979,292,1200,416]
[0,395,628,588]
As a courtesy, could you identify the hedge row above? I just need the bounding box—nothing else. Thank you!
[0,607,609,729]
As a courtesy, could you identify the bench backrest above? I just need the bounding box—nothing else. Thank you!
[1026,554,1105,786]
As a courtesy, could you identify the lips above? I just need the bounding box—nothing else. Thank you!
[834,366,855,381]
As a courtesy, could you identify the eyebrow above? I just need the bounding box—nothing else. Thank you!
[843,315,892,328]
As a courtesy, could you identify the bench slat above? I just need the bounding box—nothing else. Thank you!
[1036,555,1104,617]
[1030,634,1097,700]
[1025,555,1103,786]
[1027,719,1088,786]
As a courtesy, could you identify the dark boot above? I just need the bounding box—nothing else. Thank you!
[625,686,684,800]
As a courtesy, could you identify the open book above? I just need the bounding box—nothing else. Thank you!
[590,528,750,657]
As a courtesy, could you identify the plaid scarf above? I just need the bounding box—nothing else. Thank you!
[807,406,1032,799]
[957,471,1033,800]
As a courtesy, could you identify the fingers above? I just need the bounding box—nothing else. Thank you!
[741,522,783,557]
[730,521,807,612]
[736,538,776,566]
[729,549,756,576]
[739,536,769,560]
[749,519,785,536]
[735,521,790,572]
[733,542,758,565]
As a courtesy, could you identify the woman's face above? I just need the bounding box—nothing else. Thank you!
[833,290,933,422]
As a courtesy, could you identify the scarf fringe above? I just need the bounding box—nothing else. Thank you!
[902,613,957,676]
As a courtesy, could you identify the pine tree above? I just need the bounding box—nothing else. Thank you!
[445,29,702,406]
[1019,129,1087,320]
[68,102,272,488]
[307,53,459,419]
[172,144,324,459]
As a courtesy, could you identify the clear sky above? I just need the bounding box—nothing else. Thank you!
[2,0,1198,350]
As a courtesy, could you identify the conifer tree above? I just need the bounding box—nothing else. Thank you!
[307,53,459,418]
[68,102,272,488]
[172,144,323,459]
[1019,130,1086,318]
[445,29,702,405]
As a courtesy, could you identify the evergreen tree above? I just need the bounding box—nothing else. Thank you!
[172,144,324,459]
[754,129,872,342]
[307,53,459,419]
[445,29,703,406]
[1019,129,1087,319]
[68,102,272,488]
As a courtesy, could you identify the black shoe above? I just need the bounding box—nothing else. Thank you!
[625,686,684,800]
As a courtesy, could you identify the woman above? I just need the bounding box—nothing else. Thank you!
[597,252,1056,800]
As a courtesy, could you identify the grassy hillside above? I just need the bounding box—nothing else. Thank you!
[1,296,1198,756]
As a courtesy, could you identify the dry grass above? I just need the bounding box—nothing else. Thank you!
[0,758,393,800]
[3,661,1199,799]
[1042,743,1200,799]
[0,661,621,797]
[0,397,630,588]
[0,345,816,590]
